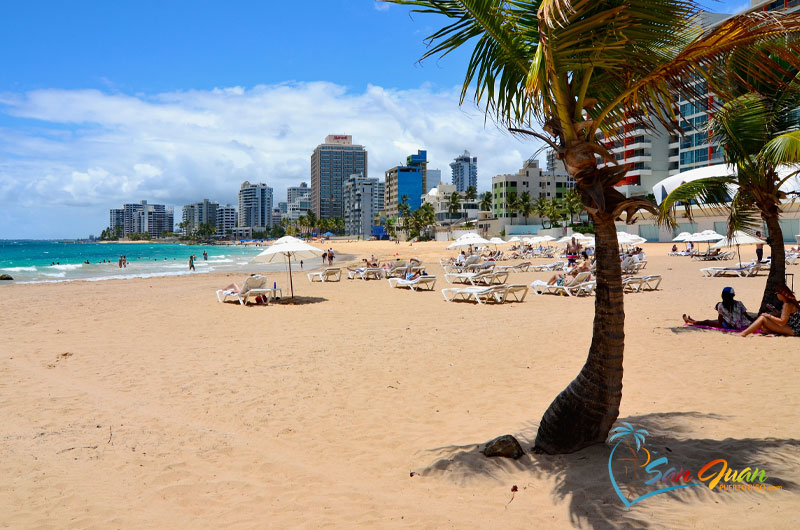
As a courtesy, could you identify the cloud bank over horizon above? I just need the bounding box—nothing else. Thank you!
[0,82,543,238]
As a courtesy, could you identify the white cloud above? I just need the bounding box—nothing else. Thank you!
[0,82,544,237]
[374,1,390,12]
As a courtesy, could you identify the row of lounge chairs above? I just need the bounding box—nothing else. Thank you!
[442,284,529,304]
[444,269,509,286]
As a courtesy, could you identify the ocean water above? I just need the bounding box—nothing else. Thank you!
[0,240,290,284]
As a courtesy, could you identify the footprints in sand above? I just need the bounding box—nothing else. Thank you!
[46,352,73,368]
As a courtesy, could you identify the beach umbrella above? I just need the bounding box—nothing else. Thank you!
[507,236,521,243]
[251,236,324,299]
[488,237,506,248]
[711,230,764,263]
[672,232,692,242]
[685,230,724,253]
[447,232,489,249]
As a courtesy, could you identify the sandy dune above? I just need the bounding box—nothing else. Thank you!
[1,240,798,529]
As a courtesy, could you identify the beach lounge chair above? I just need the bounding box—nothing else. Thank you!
[445,269,494,284]
[497,284,529,303]
[307,268,342,282]
[530,271,593,296]
[469,270,509,286]
[640,275,662,291]
[387,275,437,291]
[348,267,384,280]
[441,285,505,304]
[622,276,646,293]
[531,260,566,272]
[217,275,280,305]
[701,262,765,277]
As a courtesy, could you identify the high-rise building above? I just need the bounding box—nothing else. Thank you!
[238,181,274,229]
[343,173,384,237]
[215,205,236,237]
[426,169,442,193]
[423,182,480,224]
[384,150,427,218]
[450,150,477,192]
[277,201,288,215]
[114,201,172,238]
[182,199,219,235]
[287,196,311,221]
[109,209,124,231]
[310,135,368,219]
[271,207,283,227]
[287,182,310,205]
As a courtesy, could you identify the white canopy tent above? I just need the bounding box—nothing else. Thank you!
[653,163,800,205]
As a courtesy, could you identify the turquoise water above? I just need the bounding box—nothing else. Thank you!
[0,240,274,283]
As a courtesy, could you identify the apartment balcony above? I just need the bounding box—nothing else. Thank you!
[609,142,652,153]
[669,155,680,162]
[623,155,652,164]
[669,141,679,149]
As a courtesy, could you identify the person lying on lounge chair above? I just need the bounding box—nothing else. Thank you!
[221,274,258,294]
[545,252,591,285]
[682,286,755,330]
[405,270,423,282]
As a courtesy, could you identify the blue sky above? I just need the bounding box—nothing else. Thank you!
[0,0,751,238]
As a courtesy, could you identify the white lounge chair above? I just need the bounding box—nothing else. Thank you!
[307,268,342,282]
[530,271,593,296]
[348,267,384,280]
[469,270,509,286]
[441,285,504,304]
[531,260,566,272]
[388,275,437,291]
[216,275,280,305]
[497,284,529,302]
[701,262,764,277]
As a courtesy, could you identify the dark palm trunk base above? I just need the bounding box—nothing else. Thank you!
[533,214,625,454]
[761,213,786,313]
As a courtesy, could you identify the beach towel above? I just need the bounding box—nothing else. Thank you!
[684,323,761,334]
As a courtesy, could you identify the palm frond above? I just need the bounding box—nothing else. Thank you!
[657,176,736,226]
[763,130,800,164]
[726,191,761,237]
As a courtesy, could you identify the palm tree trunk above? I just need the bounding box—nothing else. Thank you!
[761,212,786,313]
[534,212,625,454]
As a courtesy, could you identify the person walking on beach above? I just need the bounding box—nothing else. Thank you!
[755,231,766,262]
[328,248,334,265]
[189,254,195,271]
[322,251,327,265]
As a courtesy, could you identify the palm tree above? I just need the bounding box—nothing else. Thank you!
[505,191,519,225]
[518,191,534,225]
[398,195,412,236]
[563,189,584,225]
[447,191,461,226]
[297,214,307,236]
[659,52,800,312]
[306,211,318,236]
[384,0,800,453]
[464,185,477,221]
[479,191,492,214]
[534,196,548,226]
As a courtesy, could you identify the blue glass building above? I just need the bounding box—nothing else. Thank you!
[385,150,427,218]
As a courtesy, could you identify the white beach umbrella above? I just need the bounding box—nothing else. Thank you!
[711,231,763,248]
[539,235,557,242]
[447,233,490,249]
[672,232,692,242]
[711,230,765,264]
[488,237,506,246]
[686,230,724,242]
[251,236,324,299]
[617,232,647,246]
[507,236,521,243]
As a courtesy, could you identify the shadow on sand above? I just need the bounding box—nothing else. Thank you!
[416,411,800,529]
[272,295,327,305]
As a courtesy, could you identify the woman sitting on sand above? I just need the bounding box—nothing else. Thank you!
[741,284,800,337]
[683,287,754,330]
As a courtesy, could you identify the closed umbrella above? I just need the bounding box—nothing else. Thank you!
[251,236,324,299]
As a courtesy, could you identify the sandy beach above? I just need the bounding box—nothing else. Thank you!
[1,240,798,529]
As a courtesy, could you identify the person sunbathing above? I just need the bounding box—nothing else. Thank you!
[683,286,754,330]
[741,284,800,337]
[546,252,591,285]
[221,274,258,294]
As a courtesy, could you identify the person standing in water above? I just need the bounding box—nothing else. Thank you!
[189,254,195,271]
[203,250,208,261]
